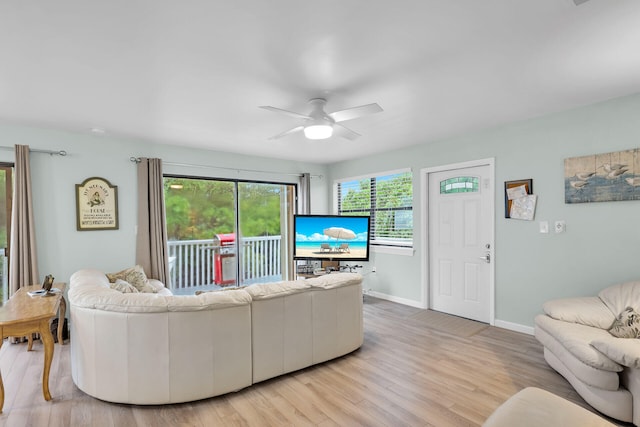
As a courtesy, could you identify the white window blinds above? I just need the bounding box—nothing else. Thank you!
[337,170,413,246]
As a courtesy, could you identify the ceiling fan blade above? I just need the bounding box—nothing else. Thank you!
[260,106,312,120]
[268,125,305,140]
[333,124,361,141]
[329,103,383,123]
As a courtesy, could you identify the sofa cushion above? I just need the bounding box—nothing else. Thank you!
[110,279,139,293]
[535,314,622,372]
[542,297,615,330]
[106,265,157,293]
[608,307,640,338]
[71,288,171,313]
[305,272,363,289]
[598,280,640,319]
[245,280,311,300]
[166,289,252,310]
[591,337,640,369]
[70,284,251,313]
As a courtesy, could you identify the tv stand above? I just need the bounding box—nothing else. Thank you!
[296,260,341,278]
[321,260,340,272]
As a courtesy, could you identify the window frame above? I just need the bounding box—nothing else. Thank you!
[334,168,414,250]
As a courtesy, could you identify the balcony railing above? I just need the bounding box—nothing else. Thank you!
[0,248,6,302]
[167,235,282,292]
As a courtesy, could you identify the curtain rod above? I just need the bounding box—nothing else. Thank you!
[0,146,67,156]
[129,157,322,179]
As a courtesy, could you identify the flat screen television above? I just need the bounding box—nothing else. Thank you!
[293,214,370,262]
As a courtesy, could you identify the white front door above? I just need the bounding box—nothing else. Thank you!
[427,163,493,323]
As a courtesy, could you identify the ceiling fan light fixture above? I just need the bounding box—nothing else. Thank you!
[262,97,381,141]
[304,124,333,140]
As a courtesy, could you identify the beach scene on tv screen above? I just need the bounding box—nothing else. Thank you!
[295,216,369,259]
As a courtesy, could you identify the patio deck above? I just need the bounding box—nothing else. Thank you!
[168,236,283,295]
[169,274,282,295]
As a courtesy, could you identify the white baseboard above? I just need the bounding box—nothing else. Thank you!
[365,291,425,308]
[494,319,534,335]
[365,291,535,335]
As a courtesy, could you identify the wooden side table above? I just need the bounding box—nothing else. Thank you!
[0,283,67,413]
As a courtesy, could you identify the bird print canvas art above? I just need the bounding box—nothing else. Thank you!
[564,148,640,203]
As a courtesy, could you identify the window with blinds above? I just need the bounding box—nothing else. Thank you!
[336,170,413,247]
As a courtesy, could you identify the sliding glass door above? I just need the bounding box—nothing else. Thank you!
[0,165,11,302]
[237,182,294,286]
[164,176,295,294]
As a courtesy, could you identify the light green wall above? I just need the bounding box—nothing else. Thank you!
[0,124,329,286]
[329,93,640,327]
[1,92,638,329]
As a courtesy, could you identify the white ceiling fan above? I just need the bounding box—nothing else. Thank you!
[260,98,383,141]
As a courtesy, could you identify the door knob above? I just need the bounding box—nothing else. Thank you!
[479,253,491,263]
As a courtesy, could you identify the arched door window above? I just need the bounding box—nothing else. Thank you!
[440,176,479,194]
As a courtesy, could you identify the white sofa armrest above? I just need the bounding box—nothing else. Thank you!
[543,296,615,330]
[591,337,640,369]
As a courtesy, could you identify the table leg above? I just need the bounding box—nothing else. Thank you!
[27,334,33,351]
[57,296,67,345]
[0,338,4,413]
[39,319,54,401]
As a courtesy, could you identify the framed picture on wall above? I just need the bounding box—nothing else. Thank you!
[504,179,533,218]
[564,148,640,204]
[75,177,119,231]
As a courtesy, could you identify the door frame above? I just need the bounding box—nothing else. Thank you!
[420,158,495,325]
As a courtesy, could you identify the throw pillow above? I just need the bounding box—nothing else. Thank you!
[106,265,157,293]
[609,307,640,338]
[110,279,139,293]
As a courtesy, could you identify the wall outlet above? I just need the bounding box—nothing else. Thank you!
[371,266,377,273]
[555,220,566,233]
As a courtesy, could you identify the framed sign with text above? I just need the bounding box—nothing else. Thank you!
[75,177,119,231]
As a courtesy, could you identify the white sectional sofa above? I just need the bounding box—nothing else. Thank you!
[535,280,640,425]
[247,274,363,383]
[68,268,363,405]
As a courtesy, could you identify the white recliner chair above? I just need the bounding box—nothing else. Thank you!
[535,280,640,425]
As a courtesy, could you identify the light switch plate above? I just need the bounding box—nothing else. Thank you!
[555,220,566,233]
[539,221,549,234]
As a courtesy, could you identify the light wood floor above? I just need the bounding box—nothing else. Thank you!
[0,296,631,427]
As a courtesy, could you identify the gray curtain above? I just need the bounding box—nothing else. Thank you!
[136,158,170,284]
[299,173,311,214]
[9,144,39,295]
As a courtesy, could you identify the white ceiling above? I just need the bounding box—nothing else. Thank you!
[1,0,640,164]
